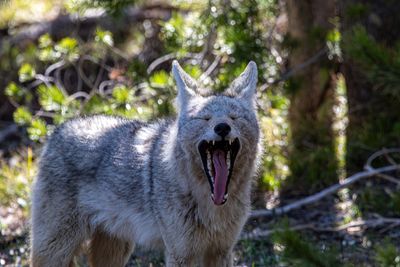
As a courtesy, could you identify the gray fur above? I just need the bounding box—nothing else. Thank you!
[30,61,262,267]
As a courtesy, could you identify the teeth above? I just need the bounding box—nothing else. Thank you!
[229,139,232,145]
[212,140,215,145]
[207,151,213,182]
[224,193,228,199]
[227,152,231,169]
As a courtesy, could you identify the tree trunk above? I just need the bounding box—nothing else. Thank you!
[284,0,338,194]
[340,0,400,174]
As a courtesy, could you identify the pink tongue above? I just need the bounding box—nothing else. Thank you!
[212,150,228,205]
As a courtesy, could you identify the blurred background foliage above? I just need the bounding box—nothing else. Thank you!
[1,0,400,266]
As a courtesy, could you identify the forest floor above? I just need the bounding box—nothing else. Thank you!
[1,189,398,267]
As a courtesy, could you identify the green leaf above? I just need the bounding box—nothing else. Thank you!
[5,82,24,101]
[82,94,109,114]
[38,33,53,48]
[13,107,32,125]
[38,47,60,62]
[112,85,133,104]
[375,239,400,267]
[95,28,114,46]
[18,63,36,82]
[327,29,341,43]
[37,85,66,111]
[183,65,202,79]
[150,71,169,86]
[56,37,78,54]
[27,119,47,141]
[262,171,282,191]
[55,37,79,60]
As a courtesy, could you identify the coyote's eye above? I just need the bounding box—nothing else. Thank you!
[230,115,238,120]
[194,116,211,121]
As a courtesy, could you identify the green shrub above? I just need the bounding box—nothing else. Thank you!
[272,223,342,267]
[375,239,400,267]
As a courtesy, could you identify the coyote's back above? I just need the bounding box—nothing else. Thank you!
[30,61,261,267]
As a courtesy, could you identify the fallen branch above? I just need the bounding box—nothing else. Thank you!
[250,164,400,219]
[242,217,400,240]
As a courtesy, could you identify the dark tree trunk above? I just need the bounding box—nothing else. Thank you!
[284,0,338,194]
[340,0,400,173]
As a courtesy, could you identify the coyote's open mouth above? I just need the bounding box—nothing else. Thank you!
[198,138,240,205]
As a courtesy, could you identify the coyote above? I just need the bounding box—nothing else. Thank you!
[30,61,261,267]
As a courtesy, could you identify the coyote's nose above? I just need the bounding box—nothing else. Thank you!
[214,123,231,139]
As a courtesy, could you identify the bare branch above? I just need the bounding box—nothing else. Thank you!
[259,47,328,92]
[45,60,66,77]
[146,52,201,75]
[198,55,221,83]
[250,164,400,219]
[364,148,400,186]
[99,80,116,95]
[67,92,90,102]
[30,74,54,88]
[55,65,67,96]
[34,110,56,118]
[364,166,400,186]
[365,148,400,168]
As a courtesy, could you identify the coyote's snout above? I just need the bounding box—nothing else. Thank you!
[30,60,261,267]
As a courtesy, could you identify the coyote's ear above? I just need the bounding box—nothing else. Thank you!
[226,61,258,105]
[172,60,198,110]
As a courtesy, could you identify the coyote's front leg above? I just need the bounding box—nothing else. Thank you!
[202,249,233,267]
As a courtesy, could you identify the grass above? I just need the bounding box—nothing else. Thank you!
[0,147,35,214]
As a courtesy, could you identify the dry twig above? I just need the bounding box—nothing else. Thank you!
[364,148,400,186]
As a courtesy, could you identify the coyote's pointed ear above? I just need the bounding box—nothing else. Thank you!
[172,60,198,111]
[226,61,258,106]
